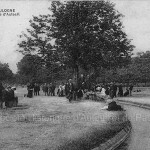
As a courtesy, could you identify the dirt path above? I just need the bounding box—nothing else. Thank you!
[0,88,127,150]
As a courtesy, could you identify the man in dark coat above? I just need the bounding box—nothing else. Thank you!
[27,83,34,98]
[113,82,118,97]
[77,88,83,100]
[118,83,123,97]
[65,82,69,96]
[51,83,56,96]
[129,84,134,96]
[34,83,38,96]
[11,87,18,107]
[37,84,40,96]
[44,83,48,96]
[105,84,110,96]
[67,79,75,102]
[109,82,114,99]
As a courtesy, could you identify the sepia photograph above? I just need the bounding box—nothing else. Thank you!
[0,0,150,150]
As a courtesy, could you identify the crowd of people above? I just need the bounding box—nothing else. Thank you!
[26,79,84,102]
[54,76,134,101]
[56,80,130,101]
[0,77,134,109]
[0,82,18,109]
[57,79,82,102]
[42,83,56,96]
[95,82,134,99]
[30,78,134,102]
[26,82,56,98]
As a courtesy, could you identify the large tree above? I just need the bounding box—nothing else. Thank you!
[50,1,134,83]
[17,1,134,84]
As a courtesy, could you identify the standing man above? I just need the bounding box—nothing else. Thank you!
[44,83,48,96]
[113,82,118,98]
[129,84,134,96]
[68,79,74,102]
[65,82,69,96]
[118,83,123,97]
[58,83,63,96]
[27,83,34,98]
[48,83,52,96]
[37,84,40,96]
[105,84,110,96]
[51,82,56,96]
[109,82,114,99]
[34,83,38,96]
[11,87,18,107]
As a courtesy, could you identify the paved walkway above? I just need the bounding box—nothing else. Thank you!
[115,96,150,150]
[115,92,150,106]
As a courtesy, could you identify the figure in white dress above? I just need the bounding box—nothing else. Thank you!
[101,87,106,96]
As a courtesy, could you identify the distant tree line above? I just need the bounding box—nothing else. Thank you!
[15,54,73,84]
[95,51,150,85]
[15,51,150,86]
[2,50,150,86]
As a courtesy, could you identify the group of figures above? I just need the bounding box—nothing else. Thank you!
[26,83,41,98]
[42,83,56,96]
[26,82,56,98]
[0,82,18,109]
[95,82,134,99]
[25,76,134,103]
[56,77,134,102]
[57,78,90,102]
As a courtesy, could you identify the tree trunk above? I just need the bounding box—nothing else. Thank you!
[74,65,79,88]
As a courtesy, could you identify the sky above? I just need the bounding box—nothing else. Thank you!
[0,0,150,73]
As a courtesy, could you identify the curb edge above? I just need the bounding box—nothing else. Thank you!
[117,100,150,110]
[92,122,132,150]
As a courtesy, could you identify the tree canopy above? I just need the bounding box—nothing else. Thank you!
[50,1,134,70]
[17,1,135,84]
[0,62,14,82]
